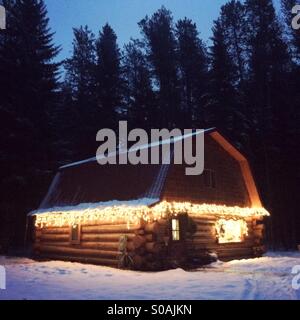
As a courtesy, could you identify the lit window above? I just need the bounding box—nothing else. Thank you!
[216,219,248,244]
[70,224,81,244]
[203,170,216,188]
[172,219,180,241]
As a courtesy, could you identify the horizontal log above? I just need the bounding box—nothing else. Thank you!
[188,241,255,252]
[37,242,70,248]
[81,233,135,242]
[40,234,69,242]
[189,216,217,223]
[80,219,141,227]
[79,242,120,251]
[42,228,69,235]
[187,239,217,245]
[38,253,119,267]
[196,226,215,233]
[217,247,254,258]
[81,224,141,234]
[38,245,120,259]
[192,231,215,238]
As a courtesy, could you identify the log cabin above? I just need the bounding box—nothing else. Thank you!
[29,129,270,270]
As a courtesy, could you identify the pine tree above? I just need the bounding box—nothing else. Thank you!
[175,18,208,127]
[210,0,250,153]
[96,24,122,129]
[64,25,98,159]
[0,0,60,248]
[245,0,290,135]
[123,40,156,130]
[219,0,247,86]
[207,19,239,134]
[65,26,96,104]
[245,0,294,248]
[139,7,180,128]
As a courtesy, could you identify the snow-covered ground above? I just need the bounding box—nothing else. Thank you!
[0,252,300,300]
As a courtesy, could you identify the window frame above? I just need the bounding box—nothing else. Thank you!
[69,223,81,245]
[171,218,181,241]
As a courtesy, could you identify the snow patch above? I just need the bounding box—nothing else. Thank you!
[30,198,159,216]
[1,252,300,300]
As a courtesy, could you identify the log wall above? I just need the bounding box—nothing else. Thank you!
[187,215,265,262]
[33,215,265,270]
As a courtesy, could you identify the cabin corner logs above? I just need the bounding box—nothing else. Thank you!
[32,213,266,271]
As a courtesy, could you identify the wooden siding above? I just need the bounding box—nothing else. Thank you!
[162,135,251,207]
[33,215,265,270]
[187,216,265,261]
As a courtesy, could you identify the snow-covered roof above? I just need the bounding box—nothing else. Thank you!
[37,128,215,211]
[31,198,159,216]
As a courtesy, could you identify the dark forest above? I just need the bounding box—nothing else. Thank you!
[0,0,299,253]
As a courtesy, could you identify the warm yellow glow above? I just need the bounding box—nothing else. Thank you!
[33,201,270,228]
[216,219,248,243]
[171,219,180,241]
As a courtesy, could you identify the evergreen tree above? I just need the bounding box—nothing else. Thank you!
[123,40,156,130]
[245,0,294,248]
[139,7,180,128]
[96,24,122,129]
[207,19,240,134]
[64,26,98,159]
[65,26,96,104]
[0,0,60,248]
[211,0,250,153]
[219,0,247,86]
[245,0,290,137]
[175,18,208,127]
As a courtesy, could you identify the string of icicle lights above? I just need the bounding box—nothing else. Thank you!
[33,201,270,228]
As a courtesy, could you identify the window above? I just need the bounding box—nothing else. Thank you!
[171,219,180,241]
[70,224,81,244]
[203,169,216,188]
[215,219,248,244]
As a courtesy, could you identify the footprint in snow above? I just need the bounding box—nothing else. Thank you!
[80,268,88,272]
[57,269,70,275]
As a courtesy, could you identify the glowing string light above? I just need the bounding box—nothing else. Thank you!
[32,201,270,228]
